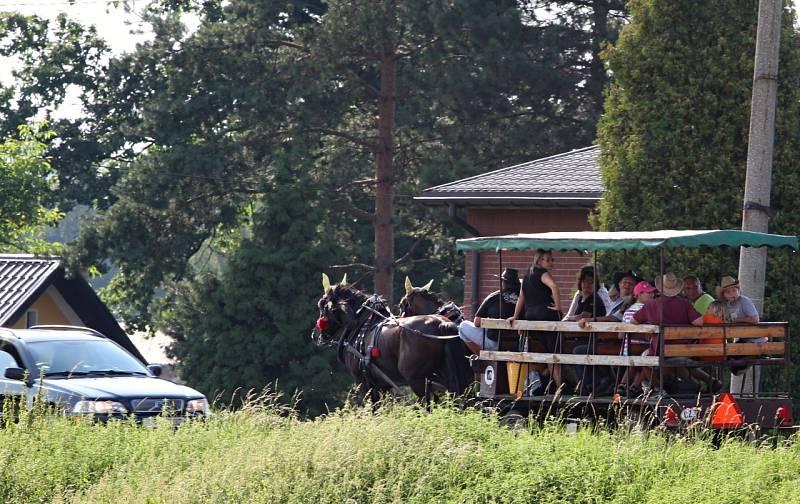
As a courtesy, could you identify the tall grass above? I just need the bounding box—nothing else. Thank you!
[0,395,798,503]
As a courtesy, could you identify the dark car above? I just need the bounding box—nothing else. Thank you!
[0,326,207,423]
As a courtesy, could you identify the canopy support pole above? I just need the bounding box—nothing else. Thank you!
[658,248,665,392]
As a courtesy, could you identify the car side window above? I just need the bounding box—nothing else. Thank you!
[0,350,19,371]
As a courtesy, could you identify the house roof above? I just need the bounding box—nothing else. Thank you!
[0,256,60,325]
[0,255,146,363]
[416,145,602,207]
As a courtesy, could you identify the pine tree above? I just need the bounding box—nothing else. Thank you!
[159,152,352,415]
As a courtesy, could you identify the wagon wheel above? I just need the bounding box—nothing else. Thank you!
[500,409,529,432]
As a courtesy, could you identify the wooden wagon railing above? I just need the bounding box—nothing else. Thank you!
[476,319,789,367]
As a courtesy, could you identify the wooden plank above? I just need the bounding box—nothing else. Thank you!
[725,342,785,356]
[479,350,660,367]
[479,318,659,334]
[562,332,625,340]
[663,342,784,358]
[662,324,787,340]
[662,327,724,340]
[663,344,724,357]
[726,325,786,339]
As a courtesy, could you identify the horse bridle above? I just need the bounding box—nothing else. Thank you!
[399,289,442,316]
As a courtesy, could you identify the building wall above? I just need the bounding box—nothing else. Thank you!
[8,286,83,329]
[462,207,594,319]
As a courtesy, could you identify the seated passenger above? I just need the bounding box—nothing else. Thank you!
[630,273,704,391]
[703,300,731,325]
[716,276,761,394]
[458,268,520,354]
[698,300,728,363]
[608,270,640,313]
[683,275,715,315]
[569,275,645,395]
[563,266,608,321]
[715,276,759,324]
[612,281,656,394]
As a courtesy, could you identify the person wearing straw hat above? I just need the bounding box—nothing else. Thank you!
[632,273,704,335]
[716,276,761,395]
[715,276,759,325]
[630,273,705,391]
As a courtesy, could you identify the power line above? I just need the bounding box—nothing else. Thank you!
[0,0,132,7]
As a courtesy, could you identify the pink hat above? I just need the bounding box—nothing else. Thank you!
[633,281,657,296]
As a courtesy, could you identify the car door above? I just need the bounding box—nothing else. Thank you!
[0,340,28,417]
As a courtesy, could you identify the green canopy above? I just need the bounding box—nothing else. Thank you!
[456,230,798,252]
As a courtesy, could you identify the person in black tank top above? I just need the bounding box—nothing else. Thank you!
[508,249,563,387]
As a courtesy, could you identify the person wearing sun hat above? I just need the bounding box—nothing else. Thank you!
[715,276,759,325]
[632,272,704,352]
[716,276,761,394]
[630,273,713,392]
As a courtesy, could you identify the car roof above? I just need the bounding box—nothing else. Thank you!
[0,328,107,342]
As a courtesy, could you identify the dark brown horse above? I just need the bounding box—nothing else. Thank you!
[398,287,464,324]
[312,284,472,401]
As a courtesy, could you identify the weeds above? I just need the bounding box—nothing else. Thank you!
[0,392,797,503]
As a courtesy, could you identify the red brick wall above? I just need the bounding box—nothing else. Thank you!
[462,208,593,319]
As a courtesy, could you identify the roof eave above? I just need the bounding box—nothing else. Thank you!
[415,194,603,208]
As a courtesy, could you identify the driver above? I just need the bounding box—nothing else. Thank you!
[458,268,520,354]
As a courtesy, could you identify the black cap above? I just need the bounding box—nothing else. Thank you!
[495,267,520,286]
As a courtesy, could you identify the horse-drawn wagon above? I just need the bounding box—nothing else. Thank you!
[456,229,797,432]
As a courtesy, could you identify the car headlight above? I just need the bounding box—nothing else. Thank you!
[72,400,128,415]
[185,398,208,414]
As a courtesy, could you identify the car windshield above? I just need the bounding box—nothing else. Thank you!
[28,340,149,377]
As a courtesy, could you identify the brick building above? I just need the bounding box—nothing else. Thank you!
[417,146,602,318]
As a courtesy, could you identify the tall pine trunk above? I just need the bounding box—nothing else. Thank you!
[374,0,397,303]
[588,0,609,121]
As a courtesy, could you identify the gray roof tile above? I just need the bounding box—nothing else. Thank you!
[418,146,602,205]
[0,256,60,325]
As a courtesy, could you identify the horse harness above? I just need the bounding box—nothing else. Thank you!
[437,301,464,324]
[336,296,405,395]
[335,296,462,395]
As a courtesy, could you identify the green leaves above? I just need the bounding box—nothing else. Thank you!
[0,123,63,253]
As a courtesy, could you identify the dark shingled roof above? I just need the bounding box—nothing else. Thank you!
[417,145,602,207]
[0,256,60,325]
[0,255,146,362]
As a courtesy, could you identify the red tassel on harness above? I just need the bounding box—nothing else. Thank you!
[370,347,381,358]
[316,317,330,331]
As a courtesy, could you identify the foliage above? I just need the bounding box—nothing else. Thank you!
[3,401,800,503]
[594,0,800,396]
[156,153,353,415]
[0,1,622,406]
[0,123,63,253]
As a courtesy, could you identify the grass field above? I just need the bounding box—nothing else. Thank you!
[2,397,800,503]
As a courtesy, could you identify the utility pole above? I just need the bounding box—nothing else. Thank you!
[735,0,782,395]
[740,0,782,312]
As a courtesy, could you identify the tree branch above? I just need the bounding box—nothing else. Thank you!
[343,75,381,96]
[330,263,376,271]
[328,196,376,222]
[394,234,426,266]
[263,40,308,52]
[396,36,441,59]
[185,188,263,205]
[307,128,378,151]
